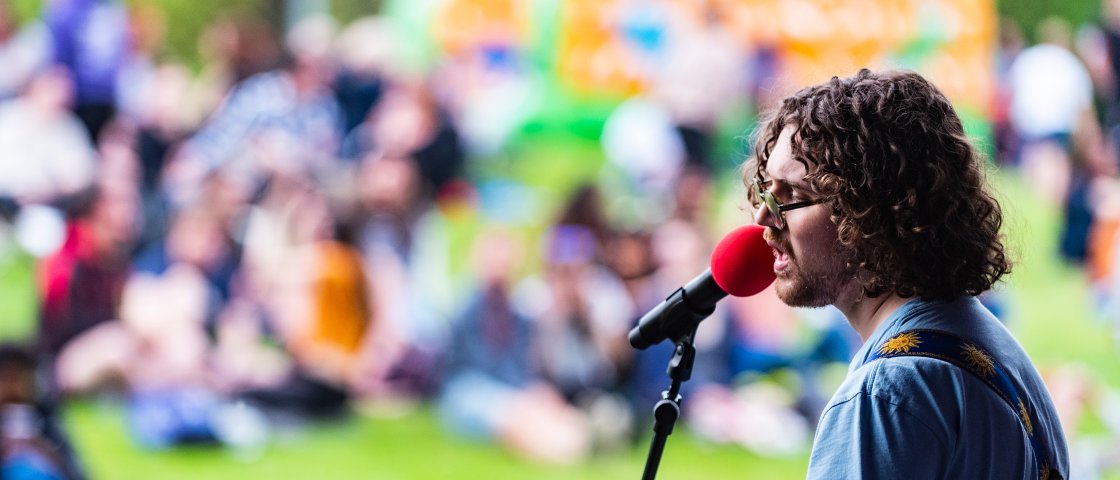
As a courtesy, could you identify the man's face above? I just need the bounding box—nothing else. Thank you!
[755,127,852,307]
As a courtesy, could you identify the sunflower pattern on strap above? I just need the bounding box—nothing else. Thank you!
[961,343,996,378]
[1019,399,1034,437]
[879,331,921,355]
[865,329,1062,479]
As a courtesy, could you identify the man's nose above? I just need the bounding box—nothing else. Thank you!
[754,203,778,229]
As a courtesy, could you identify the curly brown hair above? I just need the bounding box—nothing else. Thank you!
[748,69,1011,300]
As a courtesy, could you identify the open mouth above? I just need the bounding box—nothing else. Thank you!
[763,230,792,273]
[768,242,791,272]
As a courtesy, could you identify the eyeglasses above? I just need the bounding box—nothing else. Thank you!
[751,178,827,230]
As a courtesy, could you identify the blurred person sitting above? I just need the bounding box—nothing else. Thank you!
[114,265,224,448]
[181,14,282,132]
[44,0,129,143]
[38,180,137,389]
[237,182,376,420]
[332,17,396,138]
[623,217,826,456]
[684,292,857,457]
[347,153,445,401]
[511,223,636,453]
[355,152,424,262]
[624,219,714,406]
[603,229,659,318]
[669,164,715,226]
[0,67,96,207]
[438,228,592,464]
[341,80,465,199]
[120,60,203,215]
[132,202,241,338]
[53,261,267,451]
[552,184,612,260]
[1,344,84,480]
[515,224,633,403]
[172,16,342,201]
[37,123,255,451]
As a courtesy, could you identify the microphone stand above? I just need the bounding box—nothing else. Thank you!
[640,324,698,480]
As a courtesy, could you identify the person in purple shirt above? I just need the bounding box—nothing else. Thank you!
[744,69,1068,478]
[44,0,128,142]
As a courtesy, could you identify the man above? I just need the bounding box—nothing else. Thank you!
[747,69,1068,478]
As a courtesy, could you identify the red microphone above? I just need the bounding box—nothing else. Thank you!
[628,224,776,349]
[711,224,777,297]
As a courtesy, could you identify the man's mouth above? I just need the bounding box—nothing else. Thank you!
[771,247,790,272]
[763,229,792,273]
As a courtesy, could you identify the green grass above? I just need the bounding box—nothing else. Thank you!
[996,169,1120,385]
[0,247,37,342]
[63,401,807,479]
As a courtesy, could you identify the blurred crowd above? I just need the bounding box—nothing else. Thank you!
[997,6,1120,479]
[0,1,860,477]
[0,0,1119,478]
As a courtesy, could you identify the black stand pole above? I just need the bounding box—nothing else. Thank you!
[640,326,698,480]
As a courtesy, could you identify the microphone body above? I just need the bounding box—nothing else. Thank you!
[628,224,776,350]
[628,268,725,349]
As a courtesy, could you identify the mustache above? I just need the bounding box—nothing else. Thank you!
[762,226,792,255]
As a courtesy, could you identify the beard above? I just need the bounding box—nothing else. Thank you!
[765,228,852,308]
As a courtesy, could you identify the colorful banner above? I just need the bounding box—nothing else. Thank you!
[416,0,995,109]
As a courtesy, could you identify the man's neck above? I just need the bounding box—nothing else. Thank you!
[835,289,910,342]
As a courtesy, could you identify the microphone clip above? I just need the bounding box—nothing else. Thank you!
[628,271,723,350]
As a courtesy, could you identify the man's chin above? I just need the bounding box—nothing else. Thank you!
[773,275,832,308]
[772,276,801,304]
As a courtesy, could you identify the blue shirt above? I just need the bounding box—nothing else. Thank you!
[807,297,1068,479]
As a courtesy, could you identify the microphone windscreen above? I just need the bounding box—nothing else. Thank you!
[710,224,776,297]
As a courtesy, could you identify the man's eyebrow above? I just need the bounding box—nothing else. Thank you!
[787,181,812,191]
[768,175,809,190]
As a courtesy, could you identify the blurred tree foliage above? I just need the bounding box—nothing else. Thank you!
[145,0,392,68]
[8,0,43,23]
[9,0,285,69]
[123,0,383,67]
[127,0,270,68]
[330,0,382,23]
[998,0,1102,42]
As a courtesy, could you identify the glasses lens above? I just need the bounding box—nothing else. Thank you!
[765,192,784,229]
[755,182,784,229]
